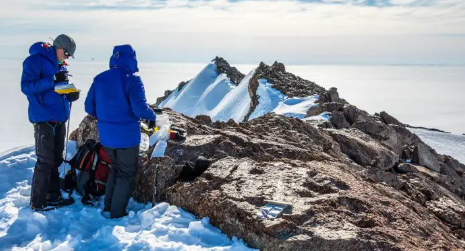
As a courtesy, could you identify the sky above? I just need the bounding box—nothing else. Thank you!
[0,0,464,65]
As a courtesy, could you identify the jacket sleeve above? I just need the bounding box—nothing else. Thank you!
[21,56,55,96]
[128,76,156,121]
[85,81,97,117]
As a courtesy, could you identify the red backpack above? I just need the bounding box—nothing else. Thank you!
[68,139,112,205]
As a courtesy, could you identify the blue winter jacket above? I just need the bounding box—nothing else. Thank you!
[85,45,156,148]
[21,42,70,123]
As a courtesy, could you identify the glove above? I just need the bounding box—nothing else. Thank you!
[54,71,69,84]
[148,120,156,129]
[68,91,80,102]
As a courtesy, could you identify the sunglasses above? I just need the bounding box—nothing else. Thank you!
[64,49,73,59]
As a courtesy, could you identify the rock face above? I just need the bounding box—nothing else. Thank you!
[329,128,398,170]
[213,56,245,86]
[244,61,329,122]
[69,115,98,146]
[254,61,326,98]
[70,58,465,250]
[380,111,404,127]
[71,108,465,250]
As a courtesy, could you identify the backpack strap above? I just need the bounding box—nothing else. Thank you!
[91,152,99,171]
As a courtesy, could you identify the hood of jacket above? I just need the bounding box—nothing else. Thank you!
[29,42,57,64]
[109,44,139,74]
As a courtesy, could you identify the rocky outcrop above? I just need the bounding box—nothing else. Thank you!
[323,87,341,103]
[71,108,465,250]
[254,61,327,98]
[69,115,98,147]
[329,111,350,129]
[329,128,398,170]
[70,59,465,250]
[244,71,261,122]
[213,56,245,86]
[413,144,442,172]
[379,111,404,127]
[343,105,371,125]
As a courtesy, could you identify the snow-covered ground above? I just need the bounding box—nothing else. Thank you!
[0,143,255,251]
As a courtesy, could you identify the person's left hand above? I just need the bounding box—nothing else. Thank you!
[68,91,80,102]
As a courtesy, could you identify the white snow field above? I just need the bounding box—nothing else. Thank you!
[0,142,255,251]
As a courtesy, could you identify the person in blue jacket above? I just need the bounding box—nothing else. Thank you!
[21,34,79,211]
[85,44,156,218]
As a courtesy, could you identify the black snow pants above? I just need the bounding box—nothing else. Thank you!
[30,122,65,209]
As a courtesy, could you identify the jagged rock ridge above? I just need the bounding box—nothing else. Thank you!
[213,56,245,86]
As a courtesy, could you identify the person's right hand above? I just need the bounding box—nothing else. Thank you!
[148,120,156,129]
[54,71,69,84]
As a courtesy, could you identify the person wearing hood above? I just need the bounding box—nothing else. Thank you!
[85,45,156,218]
[21,34,79,211]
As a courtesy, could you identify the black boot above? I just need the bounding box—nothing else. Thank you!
[47,196,75,208]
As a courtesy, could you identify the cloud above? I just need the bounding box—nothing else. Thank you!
[0,0,464,64]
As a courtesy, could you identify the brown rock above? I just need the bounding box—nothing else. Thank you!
[343,105,370,125]
[412,143,441,172]
[325,87,340,103]
[306,105,324,117]
[427,197,465,229]
[396,163,418,173]
[380,111,404,127]
[70,115,99,147]
[134,156,180,203]
[329,129,398,170]
[352,120,402,155]
[213,56,245,86]
[330,111,350,129]
[68,108,465,250]
[254,61,327,98]
[195,115,213,125]
[323,102,344,113]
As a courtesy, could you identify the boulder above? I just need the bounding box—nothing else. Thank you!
[396,163,418,174]
[379,111,404,127]
[195,115,213,125]
[330,111,350,129]
[343,105,370,125]
[69,115,98,147]
[323,102,344,113]
[329,129,398,170]
[306,105,324,117]
[412,143,442,172]
[325,87,340,103]
[352,120,402,155]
